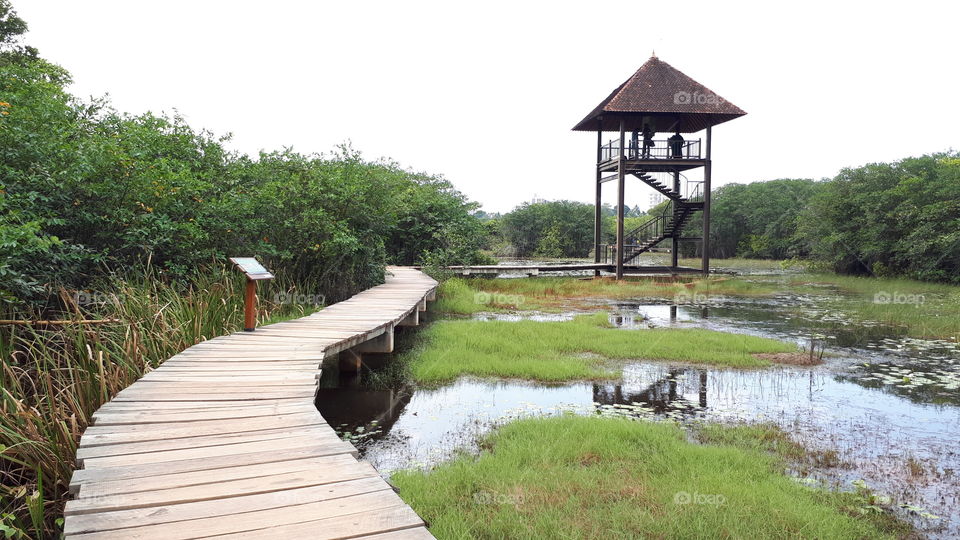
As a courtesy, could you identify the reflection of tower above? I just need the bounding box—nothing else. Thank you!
[699,371,708,408]
[592,368,708,415]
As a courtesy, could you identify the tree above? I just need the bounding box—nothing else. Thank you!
[795,154,960,281]
[0,0,39,64]
[501,200,598,258]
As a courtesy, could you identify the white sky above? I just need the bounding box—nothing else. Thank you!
[16,1,960,213]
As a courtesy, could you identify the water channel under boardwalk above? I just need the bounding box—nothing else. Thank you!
[317,291,960,538]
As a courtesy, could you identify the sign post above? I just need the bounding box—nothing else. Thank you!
[228,257,275,332]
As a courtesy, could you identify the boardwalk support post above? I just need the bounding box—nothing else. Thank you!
[341,325,396,373]
[398,310,419,327]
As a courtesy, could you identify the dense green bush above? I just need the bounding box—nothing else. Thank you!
[499,200,619,258]
[795,154,960,282]
[0,3,487,307]
[682,179,822,259]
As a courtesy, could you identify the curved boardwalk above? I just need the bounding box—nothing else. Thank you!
[64,267,437,539]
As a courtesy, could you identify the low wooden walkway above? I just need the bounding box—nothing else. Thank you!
[64,267,438,539]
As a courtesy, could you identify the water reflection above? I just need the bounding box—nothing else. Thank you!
[593,368,709,413]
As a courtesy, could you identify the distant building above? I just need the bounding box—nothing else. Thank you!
[648,192,665,209]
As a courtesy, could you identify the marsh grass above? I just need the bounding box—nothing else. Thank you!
[788,274,960,339]
[392,416,908,539]
[442,271,960,340]
[676,256,808,271]
[436,276,778,314]
[0,266,319,538]
[403,312,797,384]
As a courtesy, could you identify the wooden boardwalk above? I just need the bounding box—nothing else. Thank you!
[64,267,438,539]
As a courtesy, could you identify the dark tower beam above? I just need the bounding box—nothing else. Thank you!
[594,121,603,277]
[616,119,626,279]
[702,126,713,276]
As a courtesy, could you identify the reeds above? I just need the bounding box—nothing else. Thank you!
[0,265,319,538]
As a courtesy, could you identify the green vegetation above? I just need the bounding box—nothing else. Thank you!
[404,312,796,383]
[0,266,318,538]
[439,273,960,339]
[435,276,778,313]
[392,416,907,539]
[490,154,960,285]
[0,3,488,536]
[675,156,960,283]
[0,3,489,307]
[495,200,600,258]
[488,200,648,258]
[797,155,960,283]
[684,179,822,259]
[788,273,960,339]
[695,422,844,471]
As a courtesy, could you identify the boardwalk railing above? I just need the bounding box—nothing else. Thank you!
[65,267,438,540]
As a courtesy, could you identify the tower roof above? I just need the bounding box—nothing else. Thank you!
[572,56,746,133]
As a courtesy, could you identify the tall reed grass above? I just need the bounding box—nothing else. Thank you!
[0,265,319,538]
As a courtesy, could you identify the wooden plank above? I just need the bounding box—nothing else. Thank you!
[354,528,436,540]
[77,453,361,498]
[76,425,333,461]
[93,405,320,425]
[65,477,392,535]
[68,461,381,515]
[70,444,359,491]
[81,415,328,446]
[79,435,340,469]
[109,393,315,402]
[206,504,425,540]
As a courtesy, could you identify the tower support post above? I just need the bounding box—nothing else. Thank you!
[594,121,603,277]
[615,118,626,279]
[702,126,712,276]
[671,170,680,269]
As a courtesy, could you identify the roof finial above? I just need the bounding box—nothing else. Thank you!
[651,50,657,59]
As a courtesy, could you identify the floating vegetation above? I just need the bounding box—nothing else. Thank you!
[335,421,383,444]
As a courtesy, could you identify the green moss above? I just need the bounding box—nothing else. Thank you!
[393,416,907,539]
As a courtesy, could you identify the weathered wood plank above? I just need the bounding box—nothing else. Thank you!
[65,477,392,535]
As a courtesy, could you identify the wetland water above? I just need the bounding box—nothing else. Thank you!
[317,285,960,538]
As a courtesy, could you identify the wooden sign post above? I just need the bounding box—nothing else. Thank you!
[228,257,275,332]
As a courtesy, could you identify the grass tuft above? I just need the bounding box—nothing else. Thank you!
[404,312,797,384]
[392,416,909,539]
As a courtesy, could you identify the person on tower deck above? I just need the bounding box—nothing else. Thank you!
[668,132,685,158]
[641,123,655,158]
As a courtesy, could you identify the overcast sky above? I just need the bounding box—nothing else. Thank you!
[17,1,959,213]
